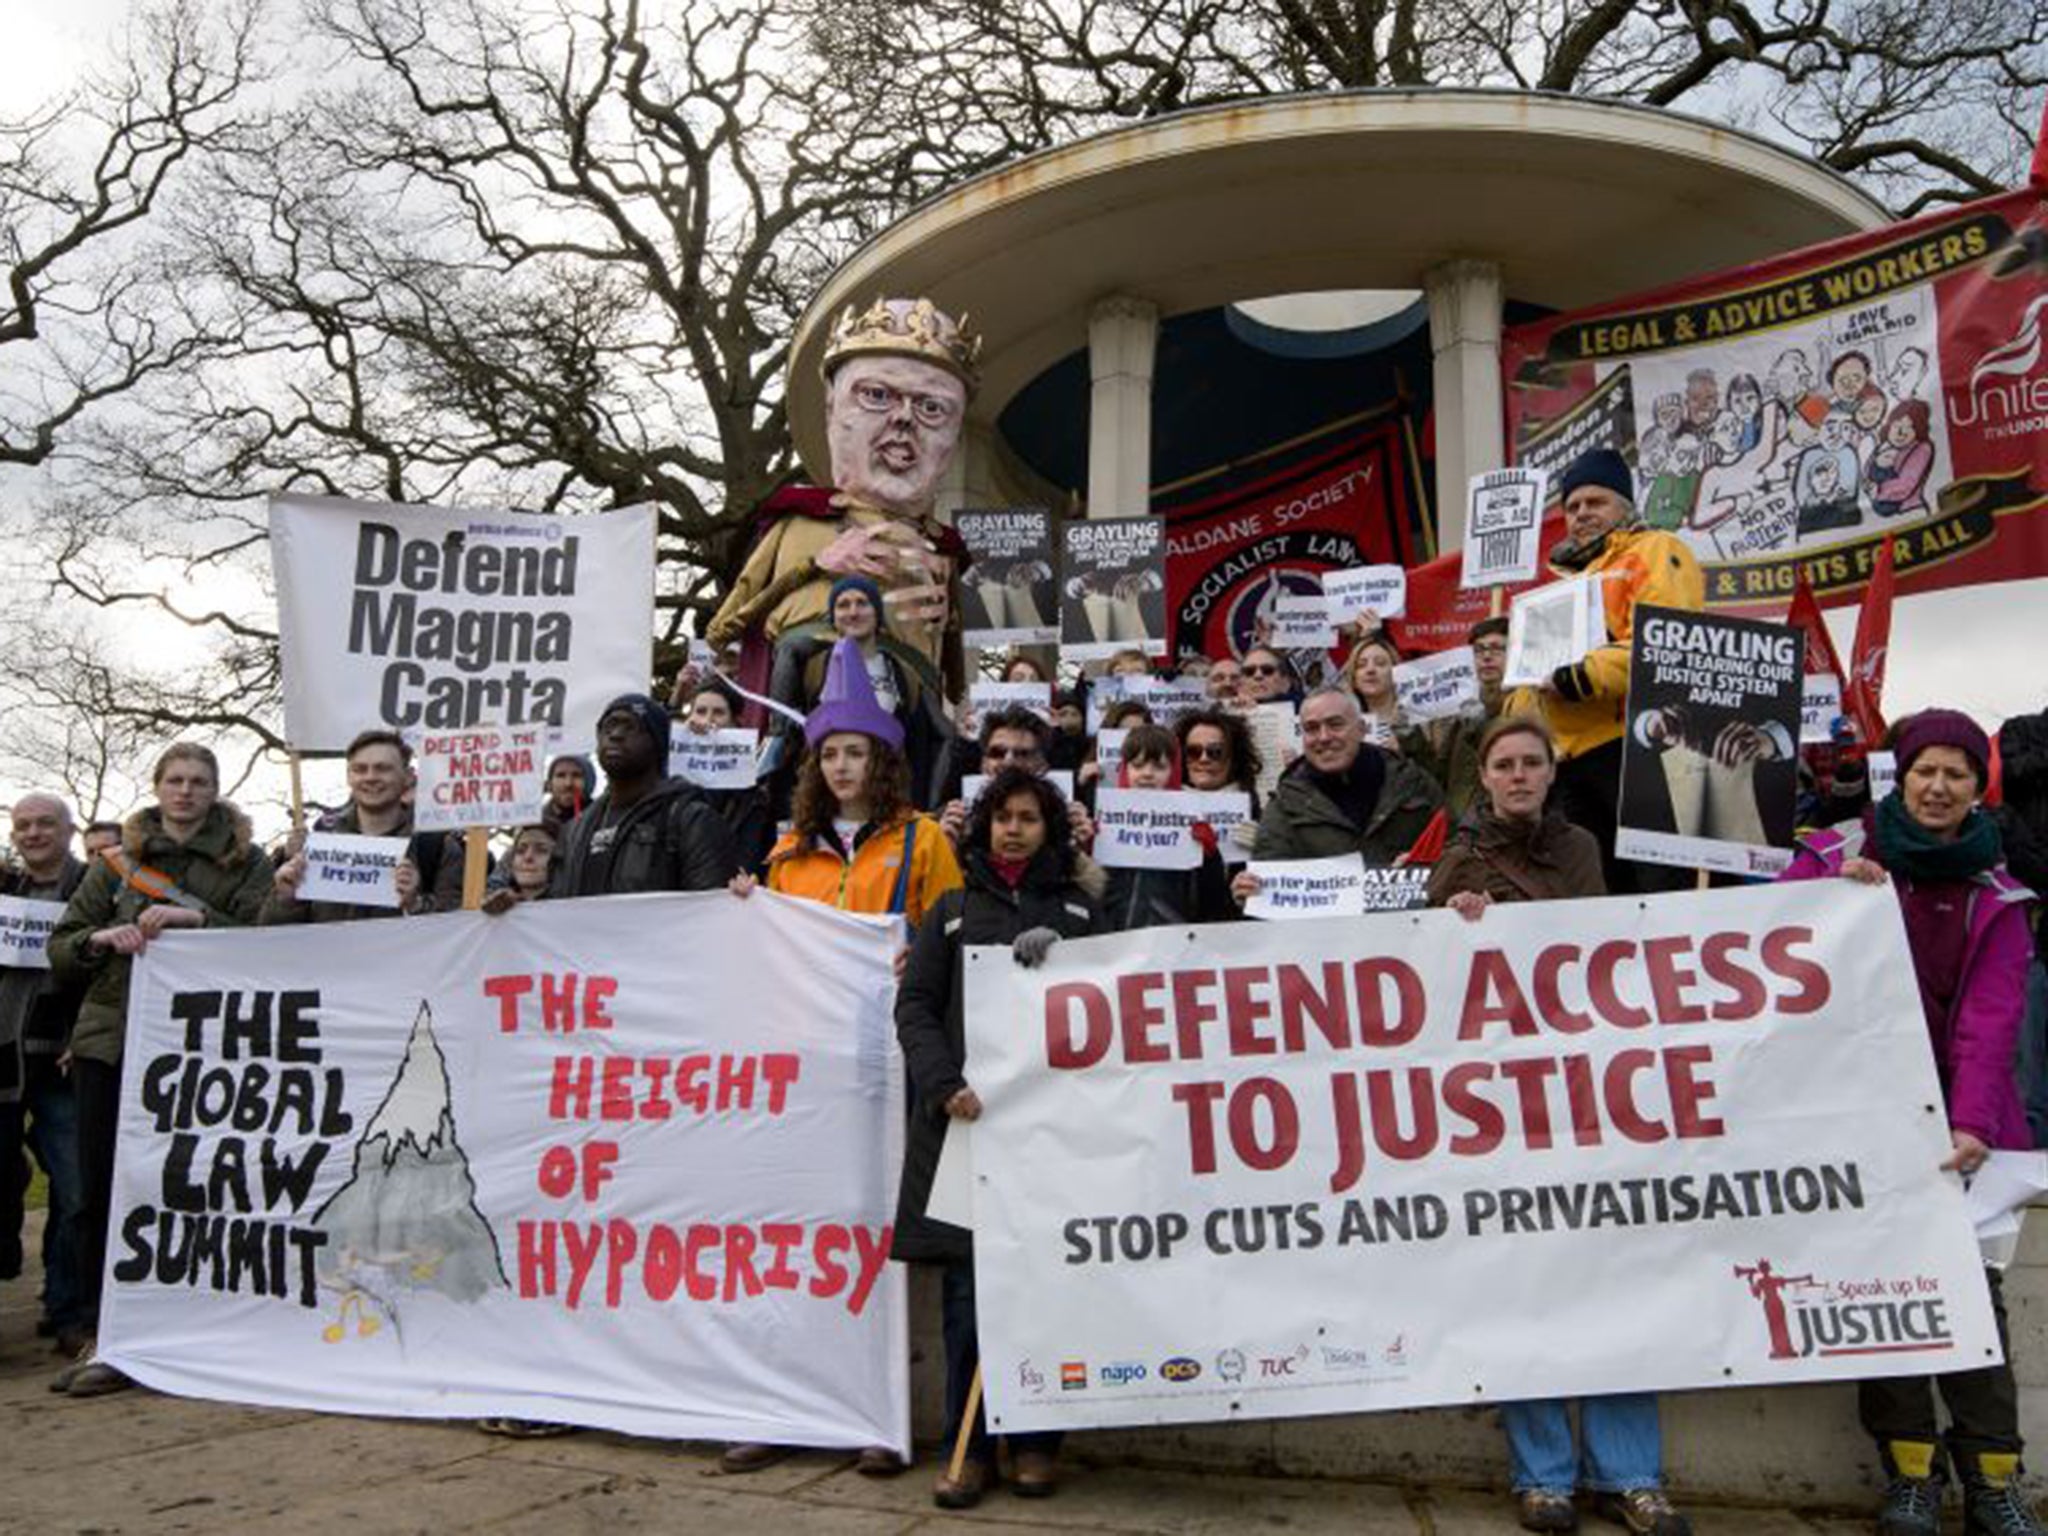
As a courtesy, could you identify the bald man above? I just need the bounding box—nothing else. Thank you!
[2,794,90,1354]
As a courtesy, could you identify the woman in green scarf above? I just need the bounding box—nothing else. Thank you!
[1780,708,2040,1536]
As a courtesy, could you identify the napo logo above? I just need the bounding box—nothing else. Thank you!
[1159,1356,1202,1383]
[1059,1360,1088,1391]
[1215,1348,1247,1384]
[1099,1361,1148,1387]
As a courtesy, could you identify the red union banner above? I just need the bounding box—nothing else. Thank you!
[1162,418,1420,661]
[1499,185,2048,609]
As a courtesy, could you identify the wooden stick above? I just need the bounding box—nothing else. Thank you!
[1489,586,1505,619]
[946,1365,983,1483]
[287,752,307,839]
[1696,868,1712,891]
[462,827,490,910]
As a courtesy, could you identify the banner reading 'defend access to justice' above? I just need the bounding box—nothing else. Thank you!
[270,493,656,751]
[967,882,1996,1434]
[100,892,908,1450]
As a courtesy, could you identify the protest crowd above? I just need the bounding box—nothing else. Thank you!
[3,295,2046,1536]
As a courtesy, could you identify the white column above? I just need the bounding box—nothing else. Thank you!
[1423,260,1506,556]
[1086,296,1158,519]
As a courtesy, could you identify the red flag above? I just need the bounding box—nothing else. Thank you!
[1785,566,1847,682]
[1404,808,1449,865]
[1843,536,1896,748]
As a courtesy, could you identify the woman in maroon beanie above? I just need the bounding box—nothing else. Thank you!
[1780,707,2040,1536]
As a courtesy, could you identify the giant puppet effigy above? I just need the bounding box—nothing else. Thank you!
[709,298,980,742]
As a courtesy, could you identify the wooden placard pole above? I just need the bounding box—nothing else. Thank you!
[462,828,490,910]
[947,1366,983,1484]
[286,752,308,847]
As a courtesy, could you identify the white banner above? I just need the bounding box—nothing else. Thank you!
[1322,565,1407,623]
[271,494,656,751]
[0,895,63,968]
[101,893,908,1449]
[965,883,1997,1432]
[413,725,549,832]
[670,728,761,790]
[1393,648,1481,723]
[299,833,409,910]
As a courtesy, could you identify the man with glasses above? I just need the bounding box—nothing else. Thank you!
[706,297,980,710]
[1241,646,1298,705]
[936,706,1094,849]
[1430,617,1512,818]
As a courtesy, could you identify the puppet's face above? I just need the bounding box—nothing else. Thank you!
[826,355,966,515]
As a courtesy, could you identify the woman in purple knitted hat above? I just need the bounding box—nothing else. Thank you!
[1780,708,2041,1536]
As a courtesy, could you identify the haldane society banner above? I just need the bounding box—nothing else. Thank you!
[271,494,657,750]
[99,893,909,1450]
[966,882,1996,1433]
[1501,186,2048,609]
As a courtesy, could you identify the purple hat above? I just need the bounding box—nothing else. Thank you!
[1891,708,1990,786]
[804,637,904,751]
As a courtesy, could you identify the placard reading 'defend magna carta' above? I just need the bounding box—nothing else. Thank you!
[271,494,657,751]
[99,893,908,1449]
[967,882,1996,1434]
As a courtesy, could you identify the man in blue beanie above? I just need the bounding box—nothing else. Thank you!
[550,693,737,897]
[1515,446,1705,894]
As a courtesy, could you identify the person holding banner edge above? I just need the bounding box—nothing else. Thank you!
[1426,717,1689,1536]
[48,742,275,1399]
[1514,447,1703,896]
[1780,710,2042,1536]
[892,767,1108,1508]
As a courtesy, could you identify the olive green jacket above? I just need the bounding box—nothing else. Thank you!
[1253,753,1443,864]
[50,802,274,1065]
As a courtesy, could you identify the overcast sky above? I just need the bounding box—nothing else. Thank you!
[1,3,2039,827]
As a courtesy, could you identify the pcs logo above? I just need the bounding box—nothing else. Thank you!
[1159,1356,1203,1384]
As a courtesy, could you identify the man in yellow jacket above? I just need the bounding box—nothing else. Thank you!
[1518,447,1704,892]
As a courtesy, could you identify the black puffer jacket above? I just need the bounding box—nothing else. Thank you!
[550,778,739,897]
[891,843,1107,1264]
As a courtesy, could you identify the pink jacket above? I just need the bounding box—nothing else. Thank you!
[1781,821,2035,1148]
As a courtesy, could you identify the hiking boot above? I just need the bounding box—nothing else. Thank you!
[1590,1487,1690,1535]
[1877,1438,1947,1536]
[1011,1447,1059,1498]
[1962,1453,2044,1536]
[854,1446,906,1477]
[718,1442,790,1474]
[66,1357,134,1398]
[49,1341,95,1394]
[1517,1488,1579,1531]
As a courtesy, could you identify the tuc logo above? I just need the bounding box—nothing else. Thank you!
[1060,1360,1088,1391]
[1159,1356,1203,1383]
[1257,1344,1312,1378]
[1734,1259,1955,1361]
[1099,1361,1148,1387]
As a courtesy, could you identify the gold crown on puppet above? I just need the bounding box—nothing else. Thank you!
[822,297,981,393]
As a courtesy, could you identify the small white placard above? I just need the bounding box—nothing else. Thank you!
[1271,593,1336,650]
[1394,647,1481,722]
[1322,564,1407,623]
[1503,576,1608,688]
[1869,750,1897,802]
[928,1119,975,1232]
[962,769,1076,806]
[1248,702,1301,800]
[1801,674,1843,745]
[1245,855,1430,919]
[669,727,761,790]
[1094,788,1253,870]
[0,896,64,968]
[299,832,409,910]
[969,680,1054,722]
[1461,467,1547,588]
[413,724,549,831]
[1095,728,1128,784]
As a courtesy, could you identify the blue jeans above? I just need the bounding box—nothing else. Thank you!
[2019,958,2048,1149]
[1501,1393,1665,1493]
[24,1063,85,1330]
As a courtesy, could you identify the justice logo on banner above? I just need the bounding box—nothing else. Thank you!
[412,725,549,832]
[963,883,1997,1434]
[1616,606,1804,877]
[1501,186,2048,613]
[271,493,656,750]
[1062,517,1168,661]
[100,893,908,1448]
[957,508,1058,646]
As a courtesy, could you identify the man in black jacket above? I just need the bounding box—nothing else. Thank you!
[0,794,91,1353]
[552,694,739,897]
